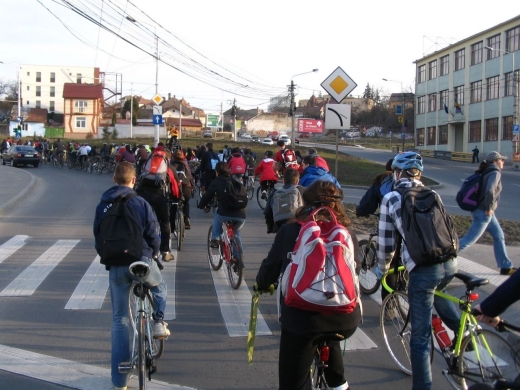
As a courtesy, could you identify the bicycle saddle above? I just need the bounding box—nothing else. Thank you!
[454,272,489,290]
[129,261,150,278]
[314,333,345,345]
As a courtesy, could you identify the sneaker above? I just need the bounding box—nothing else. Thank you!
[153,319,170,339]
[184,217,191,230]
[111,386,127,390]
[203,206,211,213]
[261,190,267,200]
[210,239,220,248]
[500,268,517,275]
[162,251,174,262]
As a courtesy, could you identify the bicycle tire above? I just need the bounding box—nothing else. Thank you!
[227,236,243,289]
[458,329,519,388]
[358,239,381,295]
[246,178,255,200]
[138,311,147,389]
[176,210,183,251]
[310,353,331,389]
[207,225,223,270]
[380,291,413,375]
[256,186,268,210]
[145,291,164,360]
[96,162,104,174]
[67,158,73,169]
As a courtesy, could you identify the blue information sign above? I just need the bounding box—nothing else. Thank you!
[152,115,163,125]
[513,124,519,135]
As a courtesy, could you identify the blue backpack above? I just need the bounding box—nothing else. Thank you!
[456,167,498,211]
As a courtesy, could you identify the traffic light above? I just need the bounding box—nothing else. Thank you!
[231,106,237,116]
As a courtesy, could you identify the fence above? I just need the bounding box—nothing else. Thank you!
[417,149,472,163]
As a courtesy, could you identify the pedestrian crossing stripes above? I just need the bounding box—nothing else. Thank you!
[65,256,109,310]
[0,235,29,265]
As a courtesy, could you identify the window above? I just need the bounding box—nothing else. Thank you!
[471,41,483,65]
[485,118,498,141]
[36,72,41,82]
[469,120,481,142]
[416,128,425,146]
[506,26,520,52]
[36,100,41,109]
[76,117,86,128]
[454,85,465,106]
[50,86,55,97]
[76,73,82,83]
[487,35,501,59]
[438,125,448,144]
[417,96,425,114]
[26,86,29,91]
[427,126,436,145]
[428,93,437,112]
[418,65,426,83]
[470,81,482,103]
[440,55,449,76]
[455,49,465,71]
[26,72,30,76]
[505,71,520,96]
[49,101,55,112]
[36,86,41,97]
[50,72,55,83]
[439,90,449,110]
[503,116,513,140]
[428,60,437,80]
[486,76,500,100]
[75,100,87,113]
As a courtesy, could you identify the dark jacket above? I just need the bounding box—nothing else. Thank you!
[93,185,160,260]
[256,222,361,335]
[299,166,341,188]
[480,269,520,317]
[198,175,246,219]
[199,149,219,173]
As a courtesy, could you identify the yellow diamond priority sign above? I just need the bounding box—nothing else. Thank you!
[151,93,164,105]
[321,67,357,103]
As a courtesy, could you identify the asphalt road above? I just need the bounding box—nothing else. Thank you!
[0,159,519,389]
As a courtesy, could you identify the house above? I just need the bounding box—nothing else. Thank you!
[63,83,104,138]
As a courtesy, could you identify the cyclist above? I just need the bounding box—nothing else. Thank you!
[375,151,460,390]
[100,143,111,163]
[135,144,149,175]
[228,147,247,183]
[198,162,246,248]
[93,161,169,390]
[171,150,194,230]
[299,155,341,188]
[196,142,219,191]
[52,138,65,161]
[77,143,89,165]
[254,150,279,199]
[119,145,136,164]
[256,180,360,390]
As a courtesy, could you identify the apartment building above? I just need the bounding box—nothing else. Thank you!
[414,15,520,157]
[20,65,100,115]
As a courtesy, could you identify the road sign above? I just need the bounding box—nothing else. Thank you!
[398,115,404,124]
[207,114,221,127]
[513,124,519,135]
[401,133,406,139]
[152,106,162,115]
[298,119,324,133]
[396,105,403,115]
[513,134,519,142]
[324,104,351,130]
[151,93,164,105]
[320,67,357,103]
[152,114,163,125]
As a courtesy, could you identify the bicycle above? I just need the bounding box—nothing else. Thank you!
[118,261,165,390]
[207,221,244,289]
[245,168,255,200]
[52,151,65,168]
[380,265,519,389]
[256,181,276,210]
[310,333,345,389]
[358,230,380,295]
[171,198,185,251]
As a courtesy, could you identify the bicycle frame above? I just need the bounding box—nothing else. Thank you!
[220,222,234,263]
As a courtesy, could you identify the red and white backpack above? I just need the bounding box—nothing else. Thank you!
[281,207,360,315]
[282,149,299,169]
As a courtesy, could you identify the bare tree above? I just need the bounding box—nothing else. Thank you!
[0,79,19,102]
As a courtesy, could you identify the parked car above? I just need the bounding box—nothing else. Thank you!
[262,138,274,145]
[2,145,40,167]
[203,131,213,138]
[295,138,300,144]
[241,133,251,139]
[279,135,291,145]
[251,136,260,143]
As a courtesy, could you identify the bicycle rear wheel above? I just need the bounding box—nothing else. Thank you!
[246,178,255,200]
[458,329,519,388]
[130,289,164,360]
[380,291,412,375]
[358,239,380,295]
[175,210,184,251]
[137,312,147,389]
[256,186,268,210]
[227,236,243,289]
[207,225,223,270]
[310,354,329,389]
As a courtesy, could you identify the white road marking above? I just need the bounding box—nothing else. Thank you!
[64,256,109,310]
[210,264,272,337]
[0,344,196,390]
[163,243,178,321]
[0,235,29,264]
[0,240,79,296]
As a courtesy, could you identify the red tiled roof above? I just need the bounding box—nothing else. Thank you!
[165,117,203,127]
[63,83,103,99]
[25,108,48,123]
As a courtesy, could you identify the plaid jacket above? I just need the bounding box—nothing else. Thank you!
[376,178,424,274]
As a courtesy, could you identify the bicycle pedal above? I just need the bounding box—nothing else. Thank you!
[118,362,132,373]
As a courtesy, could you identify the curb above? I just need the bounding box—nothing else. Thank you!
[0,166,37,217]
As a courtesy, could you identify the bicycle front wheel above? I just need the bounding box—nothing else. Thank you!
[207,225,223,270]
[380,291,412,375]
[358,239,380,295]
[176,210,183,251]
[458,329,519,388]
[246,179,255,200]
[138,312,147,389]
[227,236,243,289]
[256,186,268,210]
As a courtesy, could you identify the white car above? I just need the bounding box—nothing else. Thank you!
[279,136,291,146]
[241,133,251,139]
[261,138,274,145]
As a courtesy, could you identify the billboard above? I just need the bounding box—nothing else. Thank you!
[207,114,221,127]
[298,119,324,133]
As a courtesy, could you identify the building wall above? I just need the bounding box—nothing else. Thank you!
[20,65,100,115]
[415,16,520,157]
[63,97,102,137]
[246,113,290,132]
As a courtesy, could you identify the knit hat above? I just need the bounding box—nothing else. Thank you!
[484,151,507,162]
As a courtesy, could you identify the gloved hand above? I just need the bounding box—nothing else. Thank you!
[374,267,384,280]
[253,282,275,295]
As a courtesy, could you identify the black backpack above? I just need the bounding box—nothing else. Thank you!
[98,193,143,267]
[220,178,248,210]
[397,186,458,266]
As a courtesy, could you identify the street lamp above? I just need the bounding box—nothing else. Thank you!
[290,69,318,146]
[0,61,21,123]
[383,78,405,152]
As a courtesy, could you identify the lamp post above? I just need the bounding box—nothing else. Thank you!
[130,83,133,138]
[383,78,405,152]
[290,69,318,146]
[0,61,21,123]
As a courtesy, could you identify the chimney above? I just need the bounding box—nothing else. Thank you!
[168,93,171,100]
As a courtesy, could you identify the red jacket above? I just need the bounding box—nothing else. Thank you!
[315,156,329,171]
[254,158,278,182]
[228,153,247,175]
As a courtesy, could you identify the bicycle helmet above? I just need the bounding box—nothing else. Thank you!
[391,151,423,172]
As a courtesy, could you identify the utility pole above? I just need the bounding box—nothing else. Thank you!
[231,98,237,141]
[154,33,159,146]
[130,84,133,138]
[179,101,182,139]
[402,92,406,152]
[290,80,295,146]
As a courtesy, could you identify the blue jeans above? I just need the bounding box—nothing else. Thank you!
[459,209,512,269]
[408,259,460,390]
[108,256,167,388]
[212,212,245,246]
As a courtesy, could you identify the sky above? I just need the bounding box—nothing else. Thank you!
[1,0,520,114]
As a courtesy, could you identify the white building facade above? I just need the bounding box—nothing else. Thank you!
[414,16,520,157]
[20,65,100,115]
